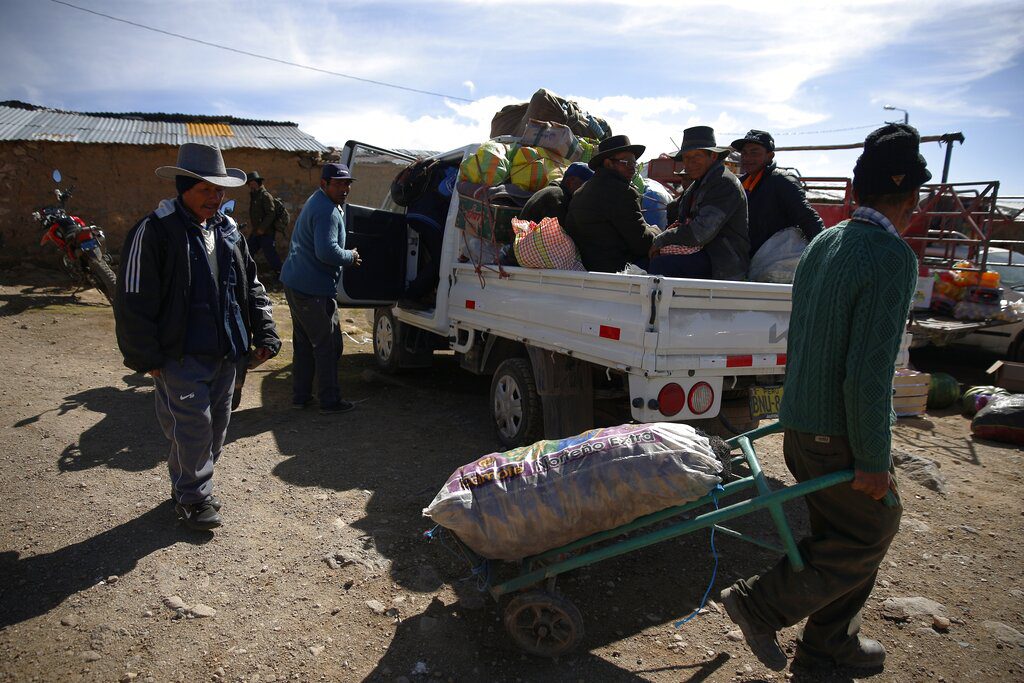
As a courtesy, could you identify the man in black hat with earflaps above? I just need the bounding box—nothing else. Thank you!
[721,124,929,673]
[730,129,824,257]
[114,143,281,531]
[565,134,659,272]
[649,126,749,280]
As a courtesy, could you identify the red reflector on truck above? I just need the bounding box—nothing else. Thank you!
[465,300,475,309]
[658,383,686,416]
[726,355,753,367]
[688,382,714,415]
[599,325,621,340]
[777,354,787,365]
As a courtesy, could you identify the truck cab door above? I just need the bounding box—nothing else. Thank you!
[334,141,418,307]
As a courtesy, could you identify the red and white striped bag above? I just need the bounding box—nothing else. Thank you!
[511,217,585,271]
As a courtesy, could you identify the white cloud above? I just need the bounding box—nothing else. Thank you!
[462,80,476,95]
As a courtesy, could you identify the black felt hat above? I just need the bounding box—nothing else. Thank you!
[853,124,932,196]
[589,135,646,170]
[673,126,731,159]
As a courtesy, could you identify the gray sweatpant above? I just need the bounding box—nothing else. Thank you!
[153,355,237,505]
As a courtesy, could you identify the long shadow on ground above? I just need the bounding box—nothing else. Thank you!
[0,501,210,629]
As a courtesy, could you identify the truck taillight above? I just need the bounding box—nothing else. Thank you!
[657,383,686,416]
[688,382,714,415]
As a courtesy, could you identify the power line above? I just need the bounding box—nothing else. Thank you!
[724,123,886,137]
[48,0,476,103]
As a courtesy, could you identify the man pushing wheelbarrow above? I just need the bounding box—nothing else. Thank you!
[721,123,931,673]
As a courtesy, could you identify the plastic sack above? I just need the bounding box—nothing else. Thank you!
[971,394,1024,446]
[459,233,504,265]
[953,300,1000,321]
[521,119,580,161]
[423,422,724,560]
[962,385,1010,416]
[641,178,673,229]
[512,217,585,270]
[509,146,566,192]
[748,227,809,283]
[459,141,516,186]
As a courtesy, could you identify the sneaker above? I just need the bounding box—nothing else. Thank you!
[171,489,221,511]
[291,398,313,410]
[174,499,222,531]
[720,586,788,671]
[319,400,355,414]
[793,635,886,671]
[231,386,243,411]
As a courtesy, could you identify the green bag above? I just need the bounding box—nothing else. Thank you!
[454,191,517,244]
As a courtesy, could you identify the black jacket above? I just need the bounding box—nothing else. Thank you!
[743,162,824,256]
[518,180,570,225]
[115,199,281,373]
[565,168,658,273]
[653,161,749,281]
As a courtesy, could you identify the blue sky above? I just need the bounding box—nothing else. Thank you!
[3,0,1023,195]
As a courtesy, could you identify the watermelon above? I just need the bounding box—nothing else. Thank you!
[927,373,960,409]
[961,385,1009,416]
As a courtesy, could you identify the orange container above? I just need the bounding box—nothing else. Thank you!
[980,271,1001,287]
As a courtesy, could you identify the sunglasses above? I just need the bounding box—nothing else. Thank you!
[610,159,638,169]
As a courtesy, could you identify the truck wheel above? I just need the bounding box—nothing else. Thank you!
[491,358,542,448]
[373,307,402,373]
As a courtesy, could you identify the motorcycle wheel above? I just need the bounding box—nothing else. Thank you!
[87,253,117,304]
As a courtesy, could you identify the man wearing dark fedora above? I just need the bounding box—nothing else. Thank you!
[721,124,929,673]
[115,143,281,531]
[564,135,659,272]
[280,163,362,414]
[649,126,749,280]
[245,170,286,276]
[730,130,824,257]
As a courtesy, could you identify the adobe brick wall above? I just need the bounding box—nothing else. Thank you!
[0,142,398,268]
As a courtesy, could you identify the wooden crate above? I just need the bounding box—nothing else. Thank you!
[893,369,930,417]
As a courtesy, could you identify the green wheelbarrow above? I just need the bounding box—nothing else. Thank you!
[434,421,864,658]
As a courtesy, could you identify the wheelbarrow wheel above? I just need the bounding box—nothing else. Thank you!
[503,591,583,658]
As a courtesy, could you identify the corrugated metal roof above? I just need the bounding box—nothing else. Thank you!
[0,101,329,152]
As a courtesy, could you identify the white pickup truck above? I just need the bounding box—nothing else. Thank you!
[336,140,792,447]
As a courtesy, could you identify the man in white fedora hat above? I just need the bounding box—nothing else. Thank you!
[114,143,281,531]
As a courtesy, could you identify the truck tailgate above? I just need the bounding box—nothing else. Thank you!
[654,279,792,372]
[448,265,657,371]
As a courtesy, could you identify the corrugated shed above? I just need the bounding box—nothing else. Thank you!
[0,101,329,152]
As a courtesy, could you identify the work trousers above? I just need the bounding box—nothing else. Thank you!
[153,355,236,505]
[284,287,343,408]
[730,429,902,656]
[247,232,283,272]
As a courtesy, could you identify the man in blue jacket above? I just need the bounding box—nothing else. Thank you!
[280,163,362,413]
[115,143,281,531]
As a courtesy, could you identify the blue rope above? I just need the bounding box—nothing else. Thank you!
[423,525,492,591]
[674,485,724,628]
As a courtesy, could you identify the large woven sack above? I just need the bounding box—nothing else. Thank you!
[423,422,723,561]
[521,119,580,161]
[509,146,566,192]
[512,217,584,270]
[459,141,516,186]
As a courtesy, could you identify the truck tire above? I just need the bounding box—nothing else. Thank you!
[87,253,117,304]
[373,307,402,373]
[692,396,760,437]
[491,358,542,449]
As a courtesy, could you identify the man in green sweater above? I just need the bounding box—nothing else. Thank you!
[720,124,931,672]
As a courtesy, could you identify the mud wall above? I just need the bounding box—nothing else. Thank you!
[0,141,317,265]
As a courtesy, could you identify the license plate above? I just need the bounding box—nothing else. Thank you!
[749,385,784,420]
[80,238,98,250]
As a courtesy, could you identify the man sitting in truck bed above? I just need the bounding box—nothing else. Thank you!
[519,162,594,226]
[565,135,659,273]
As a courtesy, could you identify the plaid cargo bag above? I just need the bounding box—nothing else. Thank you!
[512,217,585,271]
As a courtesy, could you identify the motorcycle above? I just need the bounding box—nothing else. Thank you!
[34,169,117,304]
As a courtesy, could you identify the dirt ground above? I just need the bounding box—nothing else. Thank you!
[1,267,1022,683]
